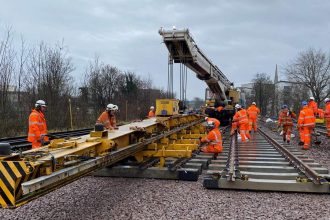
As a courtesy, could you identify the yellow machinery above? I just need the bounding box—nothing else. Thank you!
[156,99,179,116]
[0,114,206,208]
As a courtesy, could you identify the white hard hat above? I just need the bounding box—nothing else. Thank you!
[324,98,330,103]
[309,97,315,100]
[150,106,155,109]
[35,100,46,108]
[106,103,118,111]
[235,104,241,109]
[252,102,256,105]
[205,117,209,121]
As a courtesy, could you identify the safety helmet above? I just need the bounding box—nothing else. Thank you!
[106,103,118,111]
[205,121,215,129]
[282,104,288,109]
[35,100,46,108]
[309,97,315,100]
[324,98,330,103]
[252,102,256,105]
[205,117,209,121]
[150,106,155,110]
[235,104,241,109]
[301,101,308,106]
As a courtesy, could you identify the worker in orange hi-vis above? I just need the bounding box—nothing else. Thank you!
[97,103,118,130]
[148,106,156,118]
[231,104,251,142]
[324,98,330,137]
[278,105,296,144]
[247,101,260,132]
[200,121,223,153]
[27,100,49,149]
[298,101,316,150]
[308,97,318,115]
[205,117,220,129]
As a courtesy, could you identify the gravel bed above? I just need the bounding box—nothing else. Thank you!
[0,125,329,220]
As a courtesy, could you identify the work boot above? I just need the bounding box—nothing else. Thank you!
[298,141,304,146]
[302,147,309,150]
[286,140,290,144]
[283,136,286,142]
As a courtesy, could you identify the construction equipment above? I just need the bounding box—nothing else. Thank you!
[159,28,243,125]
[0,115,207,208]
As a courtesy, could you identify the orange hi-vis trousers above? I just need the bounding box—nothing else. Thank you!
[299,127,313,149]
[282,125,292,141]
[239,123,251,142]
[248,118,258,132]
[326,118,330,137]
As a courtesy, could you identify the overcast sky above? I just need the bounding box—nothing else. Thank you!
[1,0,329,99]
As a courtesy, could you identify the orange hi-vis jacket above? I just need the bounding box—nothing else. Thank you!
[207,117,220,128]
[148,110,155,118]
[308,100,318,115]
[28,109,49,143]
[278,109,296,126]
[233,109,249,126]
[317,109,325,119]
[298,106,315,128]
[325,103,330,119]
[97,111,116,129]
[201,128,223,149]
[247,105,260,120]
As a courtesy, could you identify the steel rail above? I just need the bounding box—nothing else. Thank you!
[258,127,325,185]
[224,131,238,181]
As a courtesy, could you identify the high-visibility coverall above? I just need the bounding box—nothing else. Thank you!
[298,106,315,149]
[97,111,116,130]
[148,110,155,118]
[233,109,251,142]
[325,102,330,137]
[201,128,223,153]
[308,100,318,115]
[278,109,296,142]
[247,105,260,132]
[27,109,49,149]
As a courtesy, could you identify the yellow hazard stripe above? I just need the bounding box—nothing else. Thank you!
[0,163,15,188]
[0,179,15,205]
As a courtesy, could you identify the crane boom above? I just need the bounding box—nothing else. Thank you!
[159,28,232,101]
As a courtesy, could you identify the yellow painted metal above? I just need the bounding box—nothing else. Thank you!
[156,99,179,116]
[141,149,192,158]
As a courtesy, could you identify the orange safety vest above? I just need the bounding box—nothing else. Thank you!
[308,100,318,114]
[317,109,324,119]
[278,110,296,126]
[148,110,155,118]
[233,109,249,125]
[97,111,116,129]
[247,105,260,120]
[201,128,222,148]
[298,106,315,128]
[207,117,220,128]
[325,103,330,119]
[27,109,49,143]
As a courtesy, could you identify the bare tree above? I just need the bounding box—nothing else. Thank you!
[286,48,330,104]
[252,73,274,116]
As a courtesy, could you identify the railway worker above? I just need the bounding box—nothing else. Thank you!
[298,101,316,150]
[205,117,220,128]
[97,103,118,130]
[200,121,223,153]
[247,101,260,132]
[231,104,251,142]
[278,105,296,143]
[148,106,156,118]
[27,100,49,149]
[308,97,318,116]
[325,98,330,137]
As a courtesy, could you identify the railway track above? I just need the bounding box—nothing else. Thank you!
[0,128,92,151]
[203,127,330,193]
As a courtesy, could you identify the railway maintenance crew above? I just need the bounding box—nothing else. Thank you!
[148,106,156,118]
[200,121,223,153]
[97,103,118,130]
[231,104,251,142]
[298,101,316,150]
[308,97,318,116]
[325,98,330,137]
[247,101,260,132]
[278,105,296,144]
[27,100,49,149]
